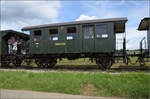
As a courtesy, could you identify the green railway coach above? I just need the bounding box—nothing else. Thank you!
[22,17,127,54]
[22,17,127,69]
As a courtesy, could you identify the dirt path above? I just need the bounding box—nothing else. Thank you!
[0,89,125,99]
[1,68,147,75]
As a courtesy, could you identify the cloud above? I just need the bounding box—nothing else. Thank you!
[76,14,98,21]
[1,1,61,31]
[126,27,147,49]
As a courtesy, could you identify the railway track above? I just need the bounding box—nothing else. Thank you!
[0,65,149,72]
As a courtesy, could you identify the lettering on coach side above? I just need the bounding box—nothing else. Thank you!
[55,43,66,45]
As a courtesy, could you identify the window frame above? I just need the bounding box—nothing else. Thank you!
[33,30,42,41]
[95,24,108,39]
[49,28,59,41]
[83,25,94,39]
[66,26,77,40]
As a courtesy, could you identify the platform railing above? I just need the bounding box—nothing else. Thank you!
[140,37,147,54]
[115,37,127,64]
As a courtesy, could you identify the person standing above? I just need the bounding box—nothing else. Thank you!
[8,39,12,54]
[13,40,18,54]
[17,40,21,54]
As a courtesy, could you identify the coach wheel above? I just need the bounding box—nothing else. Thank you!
[35,58,57,68]
[35,59,50,68]
[47,59,57,68]
[12,58,22,67]
[43,63,49,68]
[1,61,9,67]
[96,57,112,70]
[35,59,43,68]
[25,59,32,66]
[37,63,42,68]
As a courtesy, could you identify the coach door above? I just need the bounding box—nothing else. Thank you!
[65,25,81,53]
[83,25,95,52]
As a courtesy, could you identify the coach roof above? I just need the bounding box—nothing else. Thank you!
[138,17,150,31]
[22,17,128,31]
[0,30,29,39]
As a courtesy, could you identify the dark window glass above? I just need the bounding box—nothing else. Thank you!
[49,29,58,34]
[33,30,41,41]
[49,29,58,41]
[67,27,76,33]
[34,30,41,35]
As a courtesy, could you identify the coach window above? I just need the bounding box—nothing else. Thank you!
[83,26,94,39]
[66,27,76,40]
[95,25,108,38]
[33,30,41,41]
[49,29,58,41]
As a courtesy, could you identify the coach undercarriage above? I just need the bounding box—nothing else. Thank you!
[1,53,114,69]
[1,51,149,70]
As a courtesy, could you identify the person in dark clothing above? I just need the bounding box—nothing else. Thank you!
[17,40,21,55]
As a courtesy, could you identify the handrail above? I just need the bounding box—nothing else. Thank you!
[140,37,146,54]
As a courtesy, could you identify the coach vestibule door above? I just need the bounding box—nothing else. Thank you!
[82,25,95,52]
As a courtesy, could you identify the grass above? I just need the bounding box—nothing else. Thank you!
[0,71,149,98]
[57,58,96,66]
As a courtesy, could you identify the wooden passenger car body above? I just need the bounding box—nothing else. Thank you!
[22,17,127,57]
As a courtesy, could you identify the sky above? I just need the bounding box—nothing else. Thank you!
[0,0,149,50]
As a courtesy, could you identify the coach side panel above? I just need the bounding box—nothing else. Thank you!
[94,22,115,53]
[148,26,150,51]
